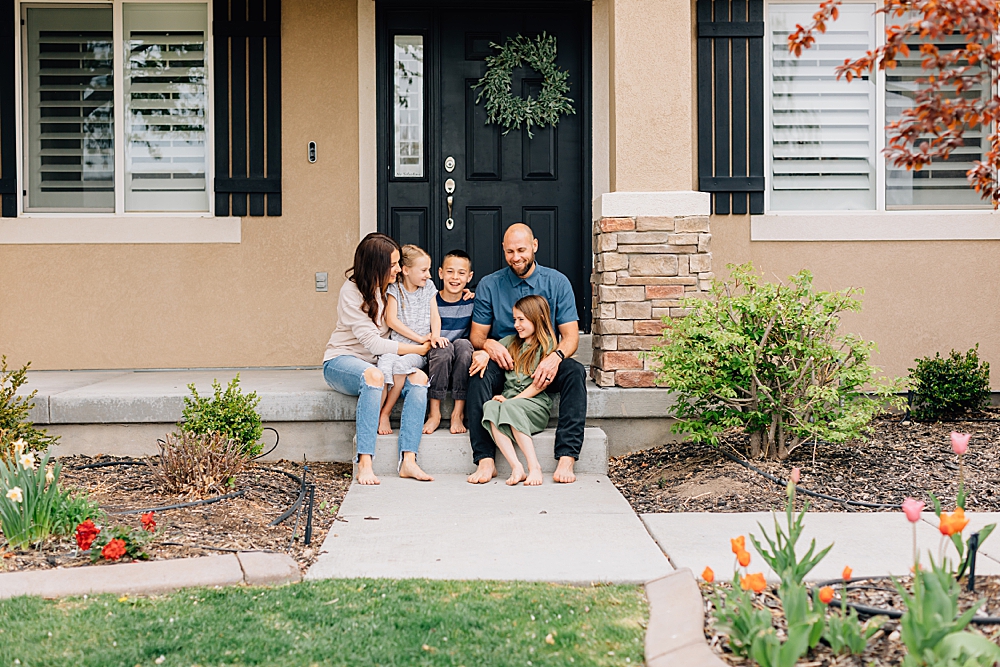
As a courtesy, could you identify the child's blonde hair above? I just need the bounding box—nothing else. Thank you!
[509,295,557,376]
[398,244,430,275]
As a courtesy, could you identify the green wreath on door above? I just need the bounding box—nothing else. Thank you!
[472,32,576,139]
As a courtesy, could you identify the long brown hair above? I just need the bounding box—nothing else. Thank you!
[508,295,557,376]
[347,232,400,325]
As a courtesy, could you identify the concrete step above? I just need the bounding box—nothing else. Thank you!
[366,427,608,476]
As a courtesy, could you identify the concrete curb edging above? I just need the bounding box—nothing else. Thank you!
[0,552,301,600]
[645,568,727,667]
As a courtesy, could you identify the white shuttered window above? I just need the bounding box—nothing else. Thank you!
[22,2,209,214]
[123,4,209,212]
[768,3,877,211]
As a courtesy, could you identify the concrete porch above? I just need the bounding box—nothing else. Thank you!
[18,339,677,463]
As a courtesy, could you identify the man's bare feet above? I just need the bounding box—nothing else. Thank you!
[467,458,497,484]
[377,414,393,435]
[525,467,544,486]
[449,410,467,434]
[356,456,380,485]
[422,412,441,434]
[506,462,526,486]
[399,454,434,482]
[553,456,576,484]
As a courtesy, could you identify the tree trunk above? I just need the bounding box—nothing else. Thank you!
[749,430,762,459]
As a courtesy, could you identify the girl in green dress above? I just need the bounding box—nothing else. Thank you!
[475,295,556,486]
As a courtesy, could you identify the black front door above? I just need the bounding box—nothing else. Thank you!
[376,1,592,326]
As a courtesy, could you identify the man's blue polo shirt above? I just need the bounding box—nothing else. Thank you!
[472,264,579,339]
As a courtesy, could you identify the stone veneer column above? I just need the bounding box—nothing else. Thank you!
[590,192,714,388]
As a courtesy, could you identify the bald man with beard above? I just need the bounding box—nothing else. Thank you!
[466,223,586,484]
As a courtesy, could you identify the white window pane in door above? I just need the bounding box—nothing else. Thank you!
[885,29,991,209]
[25,7,115,211]
[769,4,876,210]
[123,3,209,212]
[394,35,424,178]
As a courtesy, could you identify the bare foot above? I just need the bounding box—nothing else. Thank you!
[356,458,380,485]
[399,456,434,482]
[506,462,526,486]
[423,412,441,434]
[467,458,497,484]
[553,456,576,484]
[377,414,393,435]
[449,411,467,434]
[525,467,543,486]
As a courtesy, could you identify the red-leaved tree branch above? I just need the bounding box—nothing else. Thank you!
[789,0,999,206]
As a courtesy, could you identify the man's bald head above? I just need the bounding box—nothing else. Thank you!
[504,223,534,245]
[502,222,538,278]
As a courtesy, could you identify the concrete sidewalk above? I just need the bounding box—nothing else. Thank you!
[306,474,672,585]
[642,511,1000,582]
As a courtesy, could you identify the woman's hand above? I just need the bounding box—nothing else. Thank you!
[491,395,506,403]
[469,350,490,377]
[431,336,450,348]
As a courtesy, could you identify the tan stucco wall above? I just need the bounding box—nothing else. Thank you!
[713,216,1000,389]
[0,0,360,370]
[608,0,697,192]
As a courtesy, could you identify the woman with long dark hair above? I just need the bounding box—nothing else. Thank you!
[323,232,433,485]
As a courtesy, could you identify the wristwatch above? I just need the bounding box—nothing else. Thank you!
[555,350,566,360]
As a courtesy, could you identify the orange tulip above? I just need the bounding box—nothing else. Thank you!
[939,507,970,536]
[702,567,715,583]
[737,549,751,567]
[842,566,853,581]
[740,572,767,593]
[818,586,835,604]
[731,536,746,555]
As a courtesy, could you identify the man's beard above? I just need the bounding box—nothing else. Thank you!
[511,258,535,277]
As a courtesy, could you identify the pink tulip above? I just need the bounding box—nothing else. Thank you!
[951,432,970,455]
[902,497,925,523]
[790,468,801,484]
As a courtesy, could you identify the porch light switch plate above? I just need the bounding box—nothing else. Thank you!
[315,272,328,292]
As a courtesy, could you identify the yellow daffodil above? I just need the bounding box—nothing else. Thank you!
[45,466,55,484]
[18,451,36,470]
[6,487,23,503]
[13,439,25,456]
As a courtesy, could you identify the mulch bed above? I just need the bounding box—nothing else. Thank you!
[701,577,1000,666]
[609,412,1000,514]
[0,456,353,575]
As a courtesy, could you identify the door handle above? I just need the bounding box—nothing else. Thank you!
[444,178,456,230]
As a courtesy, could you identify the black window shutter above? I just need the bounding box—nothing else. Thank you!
[697,0,764,215]
[0,0,16,218]
[214,0,282,217]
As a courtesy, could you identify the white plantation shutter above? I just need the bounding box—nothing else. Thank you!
[123,4,209,212]
[885,30,991,208]
[25,8,115,211]
[768,4,876,210]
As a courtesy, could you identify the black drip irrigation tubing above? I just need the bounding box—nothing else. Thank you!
[110,488,248,515]
[720,448,899,510]
[812,576,1000,625]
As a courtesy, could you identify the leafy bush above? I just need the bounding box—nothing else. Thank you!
[147,431,248,498]
[0,356,59,460]
[51,491,104,538]
[648,263,903,460]
[908,347,990,422]
[90,523,155,562]
[180,375,262,457]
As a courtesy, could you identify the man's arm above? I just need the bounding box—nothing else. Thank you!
[471,321,513,370]
[531,321,579,390]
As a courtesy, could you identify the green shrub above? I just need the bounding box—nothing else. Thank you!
[0,356,59,460]
[50,491,104,538]
[648,263,903,460]
[1,448,64,549]
[148,431,248,498]
[908,347,990,422]
[180,375,263,458]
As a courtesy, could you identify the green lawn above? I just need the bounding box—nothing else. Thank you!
[0,579,647,666]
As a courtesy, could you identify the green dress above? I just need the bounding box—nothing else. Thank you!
[481,335,554,443]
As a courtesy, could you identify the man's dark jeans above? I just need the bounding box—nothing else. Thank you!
[466,357,587,463]
[427,339,474,401]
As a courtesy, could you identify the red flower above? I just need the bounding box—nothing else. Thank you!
[140,511,156,532]
[102,538,127,562]
[819,586,835,604]
[75,520,100,551]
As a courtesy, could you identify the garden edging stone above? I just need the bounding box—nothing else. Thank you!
[644,568,727,667]
[0,552,301,600]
